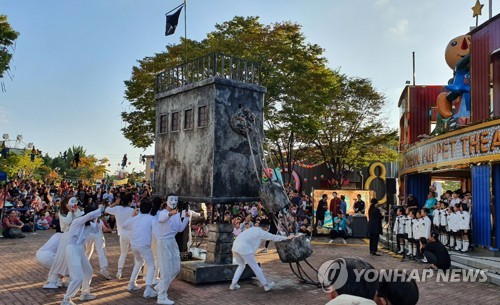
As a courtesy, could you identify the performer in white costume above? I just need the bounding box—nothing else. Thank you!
[44,197,83,289]
[150,197,163,285]
[36,232,62,269]
[61,205,103,305]
[105,195,134,279]
[230,225,290,292]
[86,215,111,279]
[155,195,190,305]
[122,198,157,298]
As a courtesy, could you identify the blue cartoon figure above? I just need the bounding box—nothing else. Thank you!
[435,35,471,132]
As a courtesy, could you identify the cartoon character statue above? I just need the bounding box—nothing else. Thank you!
[433,35,471,135]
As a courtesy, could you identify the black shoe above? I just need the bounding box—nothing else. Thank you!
[370,252,382,256]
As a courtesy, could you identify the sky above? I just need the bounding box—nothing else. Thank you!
[1,0,499,175]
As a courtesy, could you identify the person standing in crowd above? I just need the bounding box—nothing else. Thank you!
[122,198,157,298]
[36,232,62,269]
[393,207,406,254]
[420,232,451,270]
[406,194,418,208]
[451,204,462,251]
[321,257,378,305]
[60,205,103,305]
[339,195,347,216]
[105,195,134,279]
[354,194,366,214]
[155,195,190,305]
[446,205,456,249]
[450,191,462,207]
[316,194,328,229]
[368,199,383,256]
[424,191,437,220]
[438,201,449,245]
[230,225,291,292]
[458,203,471,252]
[44,197,83,289]
[329,192,341,216]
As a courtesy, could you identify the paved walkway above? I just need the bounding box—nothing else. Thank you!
[0,231,499,305]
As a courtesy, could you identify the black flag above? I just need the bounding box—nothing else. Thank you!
[165,6,183,36]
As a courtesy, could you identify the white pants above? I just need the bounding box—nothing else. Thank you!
[118,235,131,270]
[130,244,155,286]
[64,244,93,300]
[232,252,267,286]
[47,230,70,283]
[151,236,160,278]
[36,250,55,270]
[156,237,180,295]
[86,232,108,270]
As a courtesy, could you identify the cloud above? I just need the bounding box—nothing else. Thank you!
[389,19,409,38]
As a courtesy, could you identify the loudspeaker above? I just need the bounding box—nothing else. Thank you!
[386,177,397,194]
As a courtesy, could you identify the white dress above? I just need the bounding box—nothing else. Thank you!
[47,210,83,280]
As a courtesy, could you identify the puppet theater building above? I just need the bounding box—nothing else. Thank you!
[398,13,500,254]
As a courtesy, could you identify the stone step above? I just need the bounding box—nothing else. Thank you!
[450,253,500,275]
[180,261,256,284]
[451,261,500,286]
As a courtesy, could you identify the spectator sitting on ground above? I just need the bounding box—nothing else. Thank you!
[321,257,378,305]
[20,209,34,232]
[2,210,26,238]
[375,271,419,305]
[107,214,116,232]
[298,218,312,235]
[36,213,50,230]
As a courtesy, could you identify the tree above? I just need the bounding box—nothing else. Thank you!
[122,17,336,183]
[0,15,20,88]
[311,75,398,188]
[0,150,44,179]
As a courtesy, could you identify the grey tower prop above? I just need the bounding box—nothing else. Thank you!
[154,53,265,284]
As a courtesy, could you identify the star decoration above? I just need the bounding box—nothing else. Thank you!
[472,0,484,18]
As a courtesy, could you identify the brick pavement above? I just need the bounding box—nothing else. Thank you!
[0,231,499,305]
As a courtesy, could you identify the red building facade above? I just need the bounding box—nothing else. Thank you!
[399,14,500,253]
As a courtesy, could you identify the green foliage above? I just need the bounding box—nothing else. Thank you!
[311,76,398,185]
[0,150,44,178]
[0,146,108,183]
[122,16,398,185]
[0,15,20,79]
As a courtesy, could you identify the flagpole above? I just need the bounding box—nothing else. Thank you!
[184,0,187,64]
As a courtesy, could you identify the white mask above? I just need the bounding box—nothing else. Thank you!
[167,196,178,209]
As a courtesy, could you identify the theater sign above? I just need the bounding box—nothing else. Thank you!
[400,119,500,175]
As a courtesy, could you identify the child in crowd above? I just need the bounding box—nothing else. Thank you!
[405,209,416,258]
[458,203,471,252]
[393,207,405,254]
[36,214,50,230]
[439,202,449,245]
